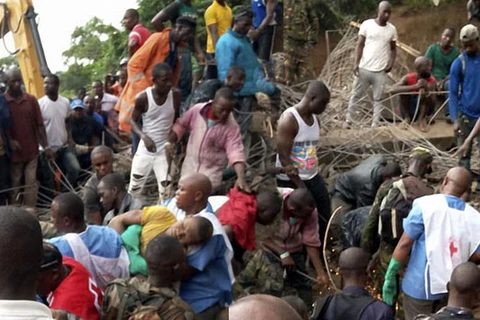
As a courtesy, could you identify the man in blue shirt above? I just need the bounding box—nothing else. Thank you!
[450,24,480,197]
[165,173,233,320]
[383,167,480,320]
[216,10,280,135]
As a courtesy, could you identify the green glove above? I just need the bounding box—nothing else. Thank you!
[382,257,402,306]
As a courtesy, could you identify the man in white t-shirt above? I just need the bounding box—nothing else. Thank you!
[344,1,397,128]
[38,75,81,199]
[92,80,119,133]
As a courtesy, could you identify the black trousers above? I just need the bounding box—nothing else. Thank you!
[277,174,331,240]
[0,154,9,205]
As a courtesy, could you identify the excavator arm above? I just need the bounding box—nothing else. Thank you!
[0,0,50,98]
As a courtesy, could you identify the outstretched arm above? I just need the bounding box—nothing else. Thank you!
[108,209,143,235]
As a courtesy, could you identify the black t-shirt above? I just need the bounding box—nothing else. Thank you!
[68,114,102,145]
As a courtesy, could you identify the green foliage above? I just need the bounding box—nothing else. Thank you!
[59,17,127,95]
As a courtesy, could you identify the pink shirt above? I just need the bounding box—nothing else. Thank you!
[269,188,321,253]
[129,24,151,49]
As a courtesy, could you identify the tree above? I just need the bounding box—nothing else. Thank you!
[59,17,127,95]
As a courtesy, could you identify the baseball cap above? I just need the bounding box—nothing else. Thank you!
[70,98,85,110]
[460,24,479,42]
[40,242,62,271]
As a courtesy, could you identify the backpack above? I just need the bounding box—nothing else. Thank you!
[310,293,376,320]
[102,277,193,320]
[378,175,433,242]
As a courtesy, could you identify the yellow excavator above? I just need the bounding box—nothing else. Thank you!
[0,0,50,98]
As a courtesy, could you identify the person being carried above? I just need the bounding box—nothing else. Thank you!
[383,167,480,320]
[390,56,437,132]
[183,66,245,112]
[169,87,249,193]
[233,188,328,305]
[122,8,151,57]
[49,192,130,291]
[109,205,213,276]
[276,80,331,239]
[97,172,144,225]
[361,147,434,311]
[37,242,103,320]
[129,63,181,202]
[217,190,282,271]
[311,247,394,320]
[102,235,195,319]
[83,145,114,225]
[414,262,480,320]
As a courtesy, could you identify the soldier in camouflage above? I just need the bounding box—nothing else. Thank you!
[102,235,194,320]
[283,0,319,85]
[361,147,433,315]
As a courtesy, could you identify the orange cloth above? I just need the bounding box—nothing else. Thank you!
[111,83,122,97]
[115,29,181,133]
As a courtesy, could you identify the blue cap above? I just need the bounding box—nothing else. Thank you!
[70,98,84,109]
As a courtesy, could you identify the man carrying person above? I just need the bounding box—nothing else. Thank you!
[183,66,245,112]
[83,145,114,225]
[169,87,249,193]
[450,24,480,200]
[344,1,397,128]
[0,206,54,319]
[37,242,103,320]
[425,27,459,118]
[38,74,80,201]
[414,262,480,320]
[49,192,130,291]
[130,63,181,202]
[276,80,331,239]
[164,173,234,320]
[251,0,278,63]
[311,247,394,320]
[361,148,434,307]
[122,8,151,57]
[6,68,52,207]
[233,188,328,304]
[98,172,144,225]
[102,235,195,319]
[116,17,195,154]
[391,56,437,131]
[382,167,480,320]
[204,0,232,79]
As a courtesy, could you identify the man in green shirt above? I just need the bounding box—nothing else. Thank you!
[425,27,459,117]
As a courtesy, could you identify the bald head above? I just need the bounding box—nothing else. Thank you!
[289,188,315,208]
[182,173,212,198]
[450,262,480,295]
[377,1,392,24]
[378,1,391,10]
[5,68,23,96]
[229,295,303,320]
[91,145,113,159]
[414,56,430,69]
[339,247,371,270]
[443,167,472,197]
[303,81,330,115]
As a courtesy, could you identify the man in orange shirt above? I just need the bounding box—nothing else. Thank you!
[116,16,196,154]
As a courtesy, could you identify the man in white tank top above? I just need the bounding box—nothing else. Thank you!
[129,63,181,203]
[276,81,331,239]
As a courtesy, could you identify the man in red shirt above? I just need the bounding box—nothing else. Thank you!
[122,8,151,57]
[37,242,103,320]
[5,68,52,207]
[391,56,437,132]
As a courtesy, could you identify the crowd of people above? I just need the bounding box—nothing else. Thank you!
[0,0,480,319]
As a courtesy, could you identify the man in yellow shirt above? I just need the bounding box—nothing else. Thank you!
[205,0,233,79]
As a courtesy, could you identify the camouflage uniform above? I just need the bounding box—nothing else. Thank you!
[102,277,195,320]
[283,0,319,85]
